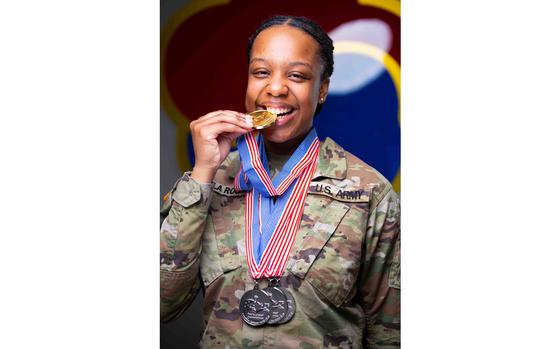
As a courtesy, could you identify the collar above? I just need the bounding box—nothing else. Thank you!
[312,137,346,180]
[226,137,347,181]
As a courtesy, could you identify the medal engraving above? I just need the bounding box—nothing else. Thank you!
[276,288,296,324]
[248,110,277,129]
[240,287,271,327]
[263,286,288,324]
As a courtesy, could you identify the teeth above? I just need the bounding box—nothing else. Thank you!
[266,106,291,115]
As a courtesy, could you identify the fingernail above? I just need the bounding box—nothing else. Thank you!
[245,115,253,126]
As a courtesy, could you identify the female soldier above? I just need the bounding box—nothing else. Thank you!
[160,15,400,348]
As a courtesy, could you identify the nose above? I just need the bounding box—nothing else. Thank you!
[266,73,288,97]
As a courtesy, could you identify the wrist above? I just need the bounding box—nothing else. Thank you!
[191,165,216,184]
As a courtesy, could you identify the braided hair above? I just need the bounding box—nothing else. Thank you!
[247,15,334,116]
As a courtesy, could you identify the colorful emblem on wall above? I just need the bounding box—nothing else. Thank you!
[162,0,400,191]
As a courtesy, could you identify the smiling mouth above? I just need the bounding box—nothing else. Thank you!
[258,106,295,119]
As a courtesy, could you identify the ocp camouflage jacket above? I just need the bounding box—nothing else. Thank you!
[160,138,400,348]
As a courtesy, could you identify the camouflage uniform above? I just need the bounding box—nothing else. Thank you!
[161,137,400,348]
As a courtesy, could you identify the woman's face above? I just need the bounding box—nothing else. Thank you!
[245,25,329,145]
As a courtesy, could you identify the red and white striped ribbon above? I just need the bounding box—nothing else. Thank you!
[242,138,320,279]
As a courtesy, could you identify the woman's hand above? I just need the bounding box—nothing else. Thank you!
[190,110,253,183]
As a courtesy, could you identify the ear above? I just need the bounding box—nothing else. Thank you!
[319,78,330,103]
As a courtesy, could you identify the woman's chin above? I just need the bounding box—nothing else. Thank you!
[262,129,292,144]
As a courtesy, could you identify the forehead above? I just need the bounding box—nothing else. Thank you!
[251,25,320,66]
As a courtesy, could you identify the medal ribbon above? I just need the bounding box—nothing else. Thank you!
[235,130,320,279]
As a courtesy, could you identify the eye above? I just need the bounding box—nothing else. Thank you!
[252,70,269,78]
[288,72,307,81]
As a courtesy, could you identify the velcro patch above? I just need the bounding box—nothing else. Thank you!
[212,182,244,196]
[308,181,370,203]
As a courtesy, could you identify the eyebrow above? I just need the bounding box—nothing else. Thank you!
[250,57,312,69]
[289,61,312,69]
[250,58,267,64]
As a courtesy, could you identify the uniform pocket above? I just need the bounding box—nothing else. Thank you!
[200,216,241,287]
[287,198,367,307]
[307,203,367,307]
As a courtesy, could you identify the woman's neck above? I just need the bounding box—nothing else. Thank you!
[264,130,309,156]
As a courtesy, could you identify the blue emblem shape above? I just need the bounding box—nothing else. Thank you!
[314,51,400,183]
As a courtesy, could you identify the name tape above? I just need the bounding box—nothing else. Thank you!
[213,182,244,196]
[308,181,370,203]
[214,181,371,203]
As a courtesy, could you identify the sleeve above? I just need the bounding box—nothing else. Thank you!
[359,188,401,348]
[160,172,213,322]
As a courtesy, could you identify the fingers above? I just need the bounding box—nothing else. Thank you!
[196,110,251,126]
[188,110,253,178]
[191,110,253,139]
[199,123,250,141]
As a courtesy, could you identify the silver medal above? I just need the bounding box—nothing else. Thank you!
[263,284,288,325]
[240,285,271,327]
[276,288,296,324]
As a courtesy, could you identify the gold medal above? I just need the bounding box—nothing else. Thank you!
[248,110,277,129]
